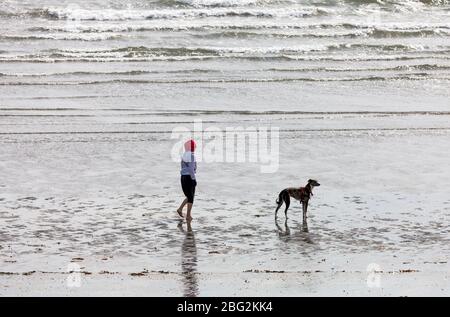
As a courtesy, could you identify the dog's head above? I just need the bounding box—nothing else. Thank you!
[307,179,320,187]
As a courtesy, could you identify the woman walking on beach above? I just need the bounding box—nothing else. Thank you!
[177,140,197,222]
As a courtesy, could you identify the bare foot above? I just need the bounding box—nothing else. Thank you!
[177,209,183,218]
[186,216,193,222]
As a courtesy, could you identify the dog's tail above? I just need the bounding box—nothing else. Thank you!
[275,189,287,217]
[276,189,286,205]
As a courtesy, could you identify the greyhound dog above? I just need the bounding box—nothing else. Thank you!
[275,179,320,222]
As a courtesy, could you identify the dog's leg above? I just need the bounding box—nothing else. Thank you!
[302,201,307,223]
[304,200,310,222]
[275,191,284,219]
[283,192,290,219]
[275,203,281,219]
[301,201,309,232]
[275,218,282,233]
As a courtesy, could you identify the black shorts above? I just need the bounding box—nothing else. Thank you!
[181,175,196,203]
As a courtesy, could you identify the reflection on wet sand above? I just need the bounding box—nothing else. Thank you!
[275,218,313,244]
[276,219,291,238]
[302,220,309,233]
[178,220,198,297]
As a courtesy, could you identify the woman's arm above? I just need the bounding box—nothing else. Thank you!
[188,153,196,180]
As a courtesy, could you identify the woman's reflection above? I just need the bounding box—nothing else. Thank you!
[178,220,198,297]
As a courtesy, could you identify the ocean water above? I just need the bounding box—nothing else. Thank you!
[1,0,449,109]
[0,0,450,295]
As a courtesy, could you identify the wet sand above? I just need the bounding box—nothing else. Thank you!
[1,271,449,297]
[2,0,450,297]
[1,128,450,296]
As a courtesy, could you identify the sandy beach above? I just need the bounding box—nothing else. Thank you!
[1,0,450,296]
[1,132,449,296]
[1,271,449,297]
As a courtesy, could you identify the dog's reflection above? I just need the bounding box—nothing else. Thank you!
[275,218,312,244]
[301,220,309,233]
[178,220,198,297]
[276,219,291,237]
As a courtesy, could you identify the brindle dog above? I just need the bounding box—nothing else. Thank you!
[275,179,320,221]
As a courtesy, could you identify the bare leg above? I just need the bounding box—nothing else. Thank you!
[177,198,188,217]
[186,203,193,221]
[177,220,185,232]
[186,220,193,232]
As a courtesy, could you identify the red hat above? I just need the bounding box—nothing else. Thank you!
[184,139,196,152]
